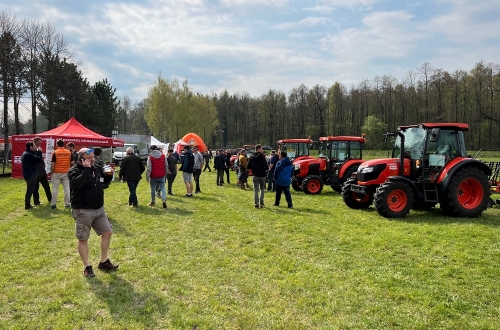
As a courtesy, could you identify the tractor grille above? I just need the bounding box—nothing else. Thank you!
[308,163,320,175]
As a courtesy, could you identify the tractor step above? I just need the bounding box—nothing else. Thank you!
[421,182,439,202]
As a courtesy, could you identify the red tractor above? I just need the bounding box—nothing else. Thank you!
[341,123,492,218]
[277,138,313,162]
[292,136,366,194]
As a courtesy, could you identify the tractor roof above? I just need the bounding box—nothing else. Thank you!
[277,138,313,143]
[319,136,366,143]
[398,123,469,131]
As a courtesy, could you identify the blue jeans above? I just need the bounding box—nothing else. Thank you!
[253,176,266,206]
[150,177,166,202]
[127,180,139,206]
[275,184,293,207]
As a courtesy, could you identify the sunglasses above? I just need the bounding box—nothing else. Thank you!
[80,149,94,157]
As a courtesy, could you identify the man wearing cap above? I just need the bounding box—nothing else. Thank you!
[21,141,43,210]
[68,148,118,277]
[50,139,72,209]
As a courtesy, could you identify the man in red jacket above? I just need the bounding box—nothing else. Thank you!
[146,145,169,208]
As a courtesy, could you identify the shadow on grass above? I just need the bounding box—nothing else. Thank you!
[89,273,168,327]
[385,207,500,227]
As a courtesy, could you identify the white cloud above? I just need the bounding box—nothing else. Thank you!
[320,11,420,61]
[275,16,330,30]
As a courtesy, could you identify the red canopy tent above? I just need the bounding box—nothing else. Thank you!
[11,117,124,178]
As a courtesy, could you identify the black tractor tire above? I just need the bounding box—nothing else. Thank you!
[292,179,302,191]
[374,181,414,218]
[332,166,358,192]
[302,175,323,194]
[439,167,490,217]
[341,178,374,209]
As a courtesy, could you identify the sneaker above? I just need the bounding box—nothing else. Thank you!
[254,205,259,209]
[162,200,167,209]
[288,205,293,209]
[273,203,279,207]
[34,202,43,205]
[51,205,56,209]
[98,259,119,272]
[25,205,35,210]
[148,202,155,207]
[195,190,201,194]
[168,192,173,195]
[84,265,95,277]
[65,204,71,208]
[260,203,265,208]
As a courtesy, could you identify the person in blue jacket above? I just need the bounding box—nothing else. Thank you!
[273,151,293,209]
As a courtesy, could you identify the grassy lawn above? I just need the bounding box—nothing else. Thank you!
[1,167,500,329]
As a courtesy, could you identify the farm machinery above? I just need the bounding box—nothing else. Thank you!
[342,123,492,218]
[292,136,366,194]
[277,138,313,162]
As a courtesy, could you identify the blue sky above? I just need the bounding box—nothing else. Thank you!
[2,0,500,106]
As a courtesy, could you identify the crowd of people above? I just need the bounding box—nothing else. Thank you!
[21,139,294,278]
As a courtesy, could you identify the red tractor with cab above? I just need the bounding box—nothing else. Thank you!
[341,123,491,218]
[277,138,313,162]
[292,136,366,194]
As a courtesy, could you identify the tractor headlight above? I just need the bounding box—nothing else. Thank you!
[360,166,374,173]
[294,164,300,170]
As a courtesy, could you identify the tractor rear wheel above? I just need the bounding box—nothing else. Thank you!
[341,178,374,209]
[292,179,302,191]
[374,181,414,218]
[302,175,323,194]
[440,167,490,217]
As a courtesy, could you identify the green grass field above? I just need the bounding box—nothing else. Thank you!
[1,166,500,329]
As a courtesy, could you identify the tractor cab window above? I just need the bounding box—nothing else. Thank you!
[333,142,348,161]
[350,141,362,159]
[297,143,309,156]
[319,142,329,158]
[426,129,465,166]
[393,127,425,159]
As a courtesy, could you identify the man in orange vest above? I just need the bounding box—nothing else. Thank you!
[51,139,72,209]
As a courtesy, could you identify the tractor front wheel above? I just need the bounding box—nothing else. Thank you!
[341,178,374,209]
[292,179,302,191]
[374,181,414,218]
[440,167,490,217]
[302,175,323,194]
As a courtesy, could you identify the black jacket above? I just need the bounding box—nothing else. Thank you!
[21,149,43,180]
[119,154,145,181]
[68,163,113,209]
[248,152,268,177]
[214,154,226,169]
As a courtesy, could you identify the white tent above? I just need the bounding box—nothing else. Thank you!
[151,136,168,151]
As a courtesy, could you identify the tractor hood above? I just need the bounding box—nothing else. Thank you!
[356,158,411,184]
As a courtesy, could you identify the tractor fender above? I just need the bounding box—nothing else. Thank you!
[384,176,421,201]
[339,160,363,179]
[436,158,492,195]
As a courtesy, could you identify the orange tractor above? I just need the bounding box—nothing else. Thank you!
[342,123,492,218]
[292,136,366,194]
[276,138,313,162]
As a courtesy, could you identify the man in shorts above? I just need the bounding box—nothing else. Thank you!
[181,145,194,197]
[68,148,118,277]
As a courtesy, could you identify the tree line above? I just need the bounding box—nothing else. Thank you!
[136,61,500,151]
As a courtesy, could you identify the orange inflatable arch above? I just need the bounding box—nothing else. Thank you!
[181,133,207,152]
